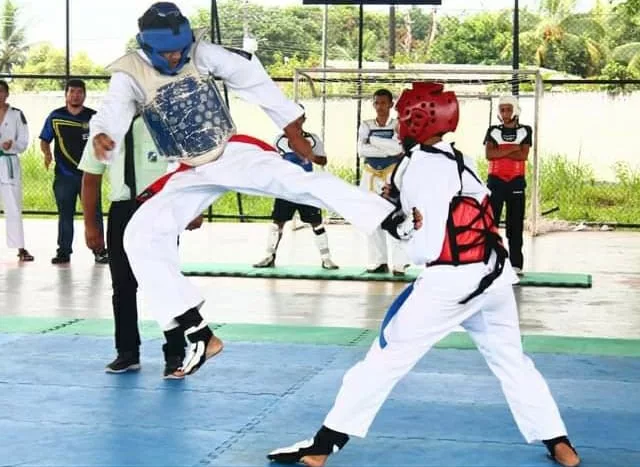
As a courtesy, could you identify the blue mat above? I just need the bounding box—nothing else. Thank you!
[0,334,638,466]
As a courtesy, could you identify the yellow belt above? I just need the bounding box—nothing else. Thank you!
[363,162,397,192]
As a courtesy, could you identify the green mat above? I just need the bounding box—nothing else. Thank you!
[181,263,592,288]
[2,317,639,356]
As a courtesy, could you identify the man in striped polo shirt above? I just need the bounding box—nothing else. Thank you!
[40,79,107,265]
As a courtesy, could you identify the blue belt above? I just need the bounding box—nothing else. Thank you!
[364,156,400,170]
[0,151,16,179]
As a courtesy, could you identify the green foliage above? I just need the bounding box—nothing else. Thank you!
[428,11,514,65]
[12,44,108,91]
[20,145,111,213]
[0,0,28,73]
[538,155,640,223]
[112,0,640,82]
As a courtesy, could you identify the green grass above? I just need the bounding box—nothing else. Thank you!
[14,144,640,224]
[19,145,112,213]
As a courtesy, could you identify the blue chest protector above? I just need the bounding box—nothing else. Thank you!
[365,128,400,170]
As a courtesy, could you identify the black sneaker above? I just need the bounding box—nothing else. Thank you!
[366,263,389,274]
[267,426,350,464]
[51,254,70,265]
[94,249,109,264]
[105,352,141,374]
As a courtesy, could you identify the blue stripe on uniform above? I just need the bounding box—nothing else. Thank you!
[379,282,414,349]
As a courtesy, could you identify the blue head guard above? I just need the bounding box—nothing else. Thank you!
[136,2,194,75]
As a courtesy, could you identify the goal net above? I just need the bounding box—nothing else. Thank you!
[293,66,558,236]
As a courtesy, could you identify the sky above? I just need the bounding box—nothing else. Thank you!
[17,0,597,66]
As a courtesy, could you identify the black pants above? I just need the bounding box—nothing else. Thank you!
[107,200,140,353]
[487,175,526,269]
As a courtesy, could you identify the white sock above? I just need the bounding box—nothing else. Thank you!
[267,224,283,255]
[313,225,331,260]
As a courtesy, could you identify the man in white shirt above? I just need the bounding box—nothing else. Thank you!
[0,80,33,262]
[90,2,394,377]
[267,83,581,467]
[358,89,409,276]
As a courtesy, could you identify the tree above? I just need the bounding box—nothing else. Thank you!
[0,0,29,73]
[519,0,608,76]
[428,11,515,65]
[12,43,107,91]
[605,0,640,76]
[606,0,640,47]
[188,1,390,69]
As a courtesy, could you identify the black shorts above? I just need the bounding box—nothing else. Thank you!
[272,198,322,224]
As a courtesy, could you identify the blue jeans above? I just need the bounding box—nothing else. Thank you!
[53,173,104,256]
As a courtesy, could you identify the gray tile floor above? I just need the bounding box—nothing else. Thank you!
[2,218,639,339]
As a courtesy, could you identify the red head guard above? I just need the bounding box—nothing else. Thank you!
[395,82,459,144]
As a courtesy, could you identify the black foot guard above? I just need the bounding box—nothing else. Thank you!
[175,308,214,375]
[267,426,349,464]
[543,436,581,467]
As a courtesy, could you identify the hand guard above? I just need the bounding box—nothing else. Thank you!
[381,208,417,241]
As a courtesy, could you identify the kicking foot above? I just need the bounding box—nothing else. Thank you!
[182,332,223,376]
[163,355,185,380]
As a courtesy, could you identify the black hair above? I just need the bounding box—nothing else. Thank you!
[373,88,393,102]
[65,79,86,93]
[0,80,9,93]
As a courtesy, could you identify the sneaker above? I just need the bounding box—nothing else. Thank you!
[366,264,389,274]
[512,266,524,276]
[94,249,109,264]
[163,355,185,380]
[254,254,276,268]
[321,258,339,270]
[51,254,70,265]
[105,351,141,374]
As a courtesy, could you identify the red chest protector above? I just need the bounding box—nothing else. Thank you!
[434,195,500,265]
[420,145,509,304]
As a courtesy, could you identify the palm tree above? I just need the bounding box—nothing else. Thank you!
[517,0,607,77]
[0,0,29,73]
[606,0,640,77]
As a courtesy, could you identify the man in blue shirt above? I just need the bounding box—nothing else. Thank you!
[40,79,107,264]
